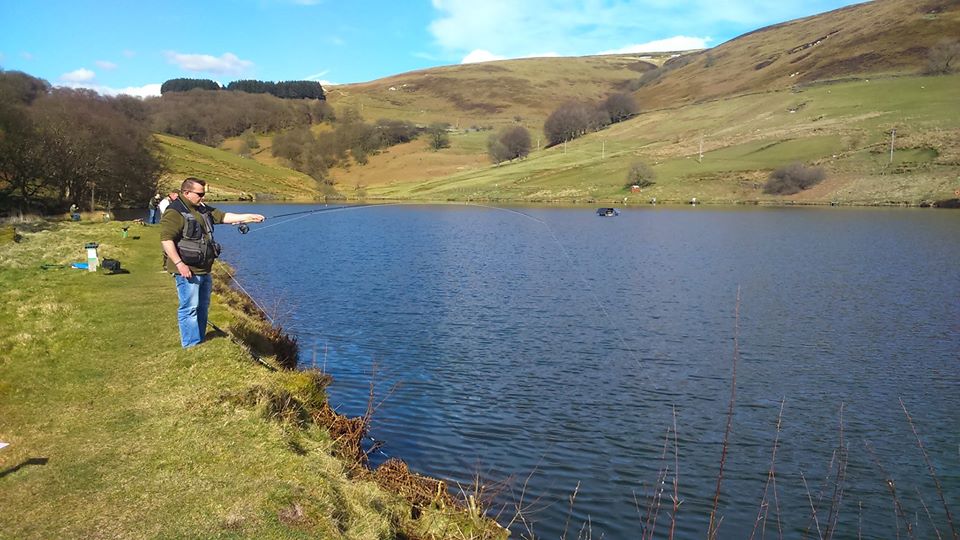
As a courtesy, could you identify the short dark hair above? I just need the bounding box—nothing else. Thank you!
[180,177,206,192]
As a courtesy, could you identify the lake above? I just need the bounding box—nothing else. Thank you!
[218,203,959,539]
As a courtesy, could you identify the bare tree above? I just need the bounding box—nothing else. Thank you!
[544,101,594,146]
[601,93,639,123]
[925,39,960,75]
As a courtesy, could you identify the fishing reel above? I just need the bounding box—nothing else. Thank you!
[237,223,250,234]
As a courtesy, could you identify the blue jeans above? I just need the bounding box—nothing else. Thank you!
[174,273,213,348]
[147,208,158,224]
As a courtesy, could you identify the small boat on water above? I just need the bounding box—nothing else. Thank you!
[596,207,620,217]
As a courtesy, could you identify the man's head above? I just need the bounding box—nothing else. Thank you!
[180,177,207,204]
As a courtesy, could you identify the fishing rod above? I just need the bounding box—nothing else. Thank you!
[233,202,396,234]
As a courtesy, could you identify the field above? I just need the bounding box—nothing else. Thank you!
[339,74,960,205]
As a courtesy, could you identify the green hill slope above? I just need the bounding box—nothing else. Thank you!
[359,73,960,205]
[157,134,320,200]
[229,0,959,206]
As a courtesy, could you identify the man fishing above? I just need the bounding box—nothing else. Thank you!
[160,177,264,348]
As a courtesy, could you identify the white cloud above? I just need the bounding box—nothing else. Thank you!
[96,60,118,70]
[430,1,857,60]
[165,51,253,75]
[299,71,338,86]
[461,49,504,64]
[56,82,162,98]
[60,68,96,83]
[598,36,710,55]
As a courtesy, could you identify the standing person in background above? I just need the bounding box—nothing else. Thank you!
[147,193,161,224]
[157,191,178,217]
[160,177,264,348]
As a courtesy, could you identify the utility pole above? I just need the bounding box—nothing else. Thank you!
[698,132,704,163]
[889,129,896,164]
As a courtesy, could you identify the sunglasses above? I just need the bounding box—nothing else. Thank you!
[185,190,206,198]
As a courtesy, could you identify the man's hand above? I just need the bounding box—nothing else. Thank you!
[175,261,193,279]
[224,213,265,225]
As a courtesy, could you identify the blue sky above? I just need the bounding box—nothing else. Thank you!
[0,0,867,97]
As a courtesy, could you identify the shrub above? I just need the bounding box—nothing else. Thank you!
[763,163,826,195]
[625,161,656,188]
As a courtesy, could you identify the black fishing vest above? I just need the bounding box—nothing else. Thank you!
[173,199,221,267]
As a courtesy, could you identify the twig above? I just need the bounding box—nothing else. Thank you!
[644,427,672,540]
[804,449,837,539]
[750,398,785,540]
[864,440,914,540]
[858,500,863,540]
[669,405,681,540]
[707,285,740,540]
[562,481,581,540]
[900,396,957,540]
[917,487,945,540]
[825,403,848,539]
[801,471,824,540]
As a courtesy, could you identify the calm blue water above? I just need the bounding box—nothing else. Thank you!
[218,204,959,539]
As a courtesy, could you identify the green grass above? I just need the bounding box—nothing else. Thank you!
[362,74,960,205]
[0,219,505,539]
[157,134,320,201]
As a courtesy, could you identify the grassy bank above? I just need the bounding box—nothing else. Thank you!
[0,219,503,539]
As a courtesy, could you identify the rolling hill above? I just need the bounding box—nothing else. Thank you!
[198,0,959,205]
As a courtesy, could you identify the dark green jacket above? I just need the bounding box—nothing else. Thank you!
[159,199,226,275]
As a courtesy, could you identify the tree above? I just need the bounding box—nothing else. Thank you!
[625,161,656,188]
[763,163,826,195]
[375,119,418,145]
[486,134,509,164]
[0,70,50,105]
[160,78,221,93]
[488,125,531,163]
[544,101,595,146]
[243,130,260,150]
[601,93,638,123]
[925,39,960,75]
[0,84,163,212]
[426,123,450,151]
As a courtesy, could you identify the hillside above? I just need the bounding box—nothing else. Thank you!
[634,0,960,108]
[325,54,669,129]
[220,0,959,206]
[356,74,959,205]
[157,134,320,200]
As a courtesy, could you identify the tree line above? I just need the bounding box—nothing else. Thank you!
[147,89,334,147]
[160,78,325,100]
[271,113,430,184]
[0,70,163,213]
[543,92,638,146]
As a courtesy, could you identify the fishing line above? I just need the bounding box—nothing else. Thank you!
[228,201,643,369]
[238,203,397,234]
